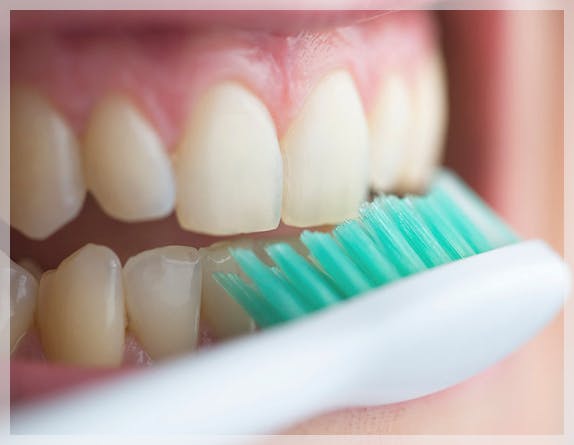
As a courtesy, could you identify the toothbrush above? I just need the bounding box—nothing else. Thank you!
[12,170,570,434]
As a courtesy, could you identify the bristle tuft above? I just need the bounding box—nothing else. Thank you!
[217,170,519,328]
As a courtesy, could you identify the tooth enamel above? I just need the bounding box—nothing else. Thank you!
[37,244,125,366]
[17,258,43,281]
[200,240,256,339]
[124,246,202,360]
[10,260,38,353]
[398,53,448,192]
[174,82,282,235]
[83,95,176,222]
[280,70,369,227]
[369,74,413,192]
[10,87,86,239]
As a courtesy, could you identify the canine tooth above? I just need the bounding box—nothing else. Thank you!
[174,82,282,235]
[280,70,369,226]
[398,53,448,192]
[37,244,125,366]
[10,260,38,353]
[10,87,86,239]
[200,240,256,339]
[83,95,175,222]
[124,246,202,360]
[369,74,413,192]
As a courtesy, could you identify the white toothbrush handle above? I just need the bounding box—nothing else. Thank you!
[12,240,570,434]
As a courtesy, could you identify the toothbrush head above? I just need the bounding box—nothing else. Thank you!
[214,170,520,328]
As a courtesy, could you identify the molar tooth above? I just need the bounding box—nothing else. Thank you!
[124,246,202,360]
[10,87,86,239]
[37,244,125,366]
[10,260,38,353]
[280,70,370,227]
[174,82,282,235]
[369,74,413,192]
[83,95,175,222]
[398,53,448,192]
[200,240,256,339]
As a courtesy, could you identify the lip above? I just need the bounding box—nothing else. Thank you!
[10,10,392,35]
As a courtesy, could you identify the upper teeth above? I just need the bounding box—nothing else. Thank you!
[83,94,176,222]
[280,70,370,226]
[10,87,87,239]
[397,53,448,192]
[368,73,413,193]
[10,54,447,238]
[174,82,283,235]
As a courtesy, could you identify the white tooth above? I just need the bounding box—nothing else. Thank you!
[17,258,43,281]
[174,82,282,235]
[200,240,256,339]
[369,74,413,192]
[10,87,86,240]
[83,95,175,222]
[124,246,202,360]
[398,53,448,192]
[280,70,369,227]
[37,244,125,366]
[10,260,38,353]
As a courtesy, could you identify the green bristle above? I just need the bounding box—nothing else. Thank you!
[230,249,308,320]
[217,170,520,329]
[334,220,401,286]
[428,189,493,253]
[379,196,452,268]
[300,231,372,298]
[360,202,427,276]
[213,273,280,327]
[265,243,342,309]
[406,195,476,260]
[433,171,519,247]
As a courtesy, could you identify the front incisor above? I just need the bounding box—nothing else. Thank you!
[174,82,283,236]
[280,70,370,227]
[37,244,125,367]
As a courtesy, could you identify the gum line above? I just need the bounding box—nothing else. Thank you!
[11,11,435,147]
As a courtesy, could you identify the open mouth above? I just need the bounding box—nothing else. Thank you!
[10,9,447,376]
[7,8,565,435]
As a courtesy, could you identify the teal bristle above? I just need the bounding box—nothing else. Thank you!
[213,170,520,328]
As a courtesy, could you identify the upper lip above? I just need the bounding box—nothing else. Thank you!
[11,10,389,35]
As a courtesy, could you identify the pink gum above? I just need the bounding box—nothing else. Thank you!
[11,11,437,150]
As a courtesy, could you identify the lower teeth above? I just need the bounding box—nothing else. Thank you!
[10,237,304,366]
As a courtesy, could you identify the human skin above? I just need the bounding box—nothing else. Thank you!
[9,10,566,434]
